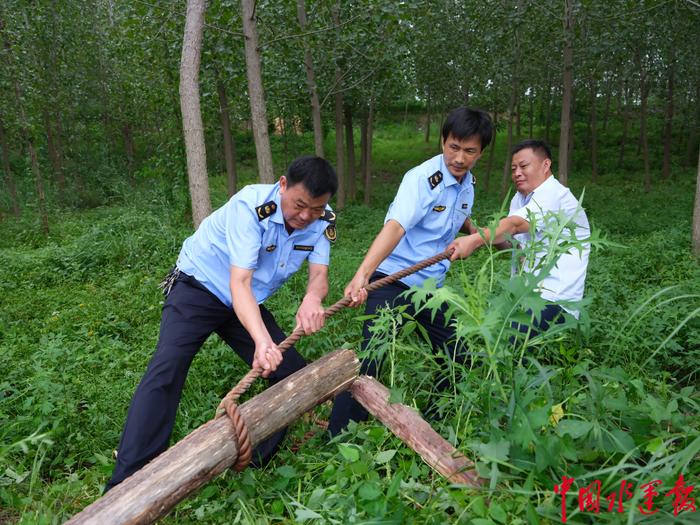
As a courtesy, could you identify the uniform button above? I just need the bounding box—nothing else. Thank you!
[280,263,285,268]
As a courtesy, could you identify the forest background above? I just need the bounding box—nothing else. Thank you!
[1,0,699,523]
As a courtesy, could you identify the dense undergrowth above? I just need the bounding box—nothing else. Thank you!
[1,122,699,524]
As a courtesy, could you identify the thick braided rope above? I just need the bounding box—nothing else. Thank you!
[216,249,453,470]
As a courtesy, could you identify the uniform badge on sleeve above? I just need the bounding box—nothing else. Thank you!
[462,203,469,209]
[256,201,277,221]
[321,209,337,242]
[428,171,443,190]
[433,205,446,212]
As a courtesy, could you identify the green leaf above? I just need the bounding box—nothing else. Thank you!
[358,481,382,500]
[474,439,510,463]
[338,443,360,462]
[295,508,323,521]
[645,436,666,454]
[375,449,397,464]
[388,387,405,404]
[470,495,487,517]
[275,465,297,478]
[489,503,508,523]
[556,420,593,439]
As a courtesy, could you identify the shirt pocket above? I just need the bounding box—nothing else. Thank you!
[284,245,313,277]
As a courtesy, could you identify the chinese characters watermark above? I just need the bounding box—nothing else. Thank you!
[553,473,696,523]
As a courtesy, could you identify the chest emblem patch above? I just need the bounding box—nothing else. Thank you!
[293,244,314,252]
[433,205,446,212]
[265,244,276,252]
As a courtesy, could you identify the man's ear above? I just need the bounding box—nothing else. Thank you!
[542,158,552,173]
[279,175,288,193]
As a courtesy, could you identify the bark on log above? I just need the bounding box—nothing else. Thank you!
[66,349,359,525]
[351,376,482,487]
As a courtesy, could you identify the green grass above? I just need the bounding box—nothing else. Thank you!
[1,119,699,524]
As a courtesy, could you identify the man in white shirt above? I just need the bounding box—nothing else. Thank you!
[448,139,589,333]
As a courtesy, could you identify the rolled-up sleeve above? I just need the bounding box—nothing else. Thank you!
[308,234,330,266]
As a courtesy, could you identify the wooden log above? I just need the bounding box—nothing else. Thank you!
[67,349,359,525]
[351,375,482,487]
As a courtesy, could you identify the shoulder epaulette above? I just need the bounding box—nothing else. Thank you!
[428,170,442,190]
[471,174,477,185]
[255,201,277,221]
[321,209,337,242]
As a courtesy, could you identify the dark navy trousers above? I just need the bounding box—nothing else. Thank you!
[328,272,469,436]
[513,304,566,337]
[106,272,306,490]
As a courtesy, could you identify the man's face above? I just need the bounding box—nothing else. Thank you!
[511,148,551,195]
[441,133,483,180]
[279,176,331,230]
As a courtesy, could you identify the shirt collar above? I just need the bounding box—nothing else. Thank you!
[439,156,469,188]
[270,182,285,225]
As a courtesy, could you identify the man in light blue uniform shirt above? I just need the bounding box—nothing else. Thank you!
[328,107,493,435]
[106,156,338,490]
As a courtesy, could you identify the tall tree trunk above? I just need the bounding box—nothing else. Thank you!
[2,16,48,233]
[589,80,598,183]
[515,96,521,141]
[29,141,49,233]
[484,109,497,193]
[528,90,534,138]
[217,79,238,197]
[637,55,651,193]
[362,100,374,206]
[687,84,700,168]
[567,88,575,177]
[331,3,344,208]
[298,0,323,158]
[333,77,345,209]
[344,105,356,201]
[16,85,48,233]
[662,56,675,180]
[241,0,274,183]
[693,146,700,258]
[425,90,431,143]
[501,52,519,199]
[618,79,630,168]
[121,122,136,186]
[501,104,515,200]
[45,111,66,195]
[282,115,289,168]
[0,121,20,217]
[544,84,553,144]
[360,114,367,183]
[557,0,574,186]
[602,74,613,131]
[436,112,445,152]
[180,0,212,227]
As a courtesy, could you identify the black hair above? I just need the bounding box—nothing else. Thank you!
[511,139,552,161]
[286,156,338,197]
[441,107,493,150]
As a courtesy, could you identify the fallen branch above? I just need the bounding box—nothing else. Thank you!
[351,375,482,487]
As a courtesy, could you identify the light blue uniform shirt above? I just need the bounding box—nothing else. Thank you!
[378,154,475,288]
[176,182,332,307]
